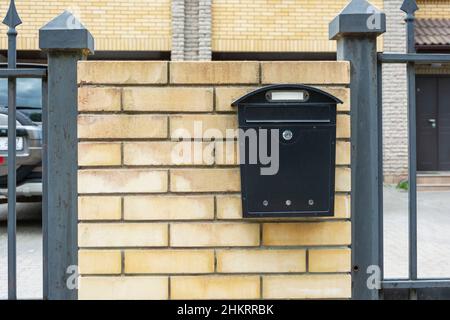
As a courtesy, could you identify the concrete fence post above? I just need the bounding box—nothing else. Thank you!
[329,0,386,300]
[39,11,94,300]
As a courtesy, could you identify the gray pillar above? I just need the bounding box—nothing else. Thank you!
[198,0,212,60]
[171,0,185,61]
[329,0,386,300]
[171,0,212,61]
[39,11,94,300]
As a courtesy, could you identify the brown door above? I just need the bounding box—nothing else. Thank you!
[417,76,450,171]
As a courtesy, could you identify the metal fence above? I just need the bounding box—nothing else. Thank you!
[1,0,47,300]
[378,0,450,298]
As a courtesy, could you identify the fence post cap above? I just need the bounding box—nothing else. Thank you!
[39,11,94,54]
[329,0,386,40]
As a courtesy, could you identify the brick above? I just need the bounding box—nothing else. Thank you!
[78,169,168,194]
[78,61,168,85]
[309,249,351,273]
[216,195,242,220]
[215,141,239,165]
[78,87,121,112]
[78,142,122,167]
[336,167,351,192]
[170,223,260,247]
[170,115,238,140]
[217,250,306,273]
[262,222,351,246]
[78,115,168,139]
[335,194,351,219]
[78,196,122,221]
[124,196,214,220]
[78,250,122,275]
[317,86,350,112]
[337,114,351,139]
[170,62,260,84]
[215,87,258,112]
[124,250,214,274]
[261,62,350,85]
[171,276,260,299]
[336,141,351,166]
[123,141,214,166]
[78,223,168,248]
[79,276,168,300]
[263,275,351,299]
[170,169,240,192]
[123,87,213,112]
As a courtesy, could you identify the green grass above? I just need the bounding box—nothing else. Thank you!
[396,180,409,191]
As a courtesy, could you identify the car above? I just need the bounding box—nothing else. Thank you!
[0,64,45,203]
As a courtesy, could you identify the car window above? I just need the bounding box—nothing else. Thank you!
[0,78,42,109]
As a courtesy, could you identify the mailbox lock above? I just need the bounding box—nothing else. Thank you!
[308,199,315,206]
[282,130,293,141]
[286,200,292,206]
[263,200,269,207]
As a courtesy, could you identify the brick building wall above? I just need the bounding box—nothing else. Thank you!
[0,0,172,51]
[4,0,387,54]
[211,0,383,52]
[416,0,450,18]
[76,61,352,300]
[416,64,450,74]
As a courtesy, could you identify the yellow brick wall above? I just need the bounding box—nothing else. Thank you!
[77,61,352,300]
[3,0,386,53]
[416,64,450,74]
[212,0,384,52]
[417,0,450,18]
[0,0,171,51]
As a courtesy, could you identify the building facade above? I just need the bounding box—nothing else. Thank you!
[1,0,382,55]
[1,0,448,183]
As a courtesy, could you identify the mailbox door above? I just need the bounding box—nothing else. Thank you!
[233,85,341,218]
[239,107,336,218]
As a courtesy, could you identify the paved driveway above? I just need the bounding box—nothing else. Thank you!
[0,203,42,300]
[0,188,450,299]
[383,186,450,279]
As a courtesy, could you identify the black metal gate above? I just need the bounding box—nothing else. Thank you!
[1,0,47,300]
[378,0,450,299]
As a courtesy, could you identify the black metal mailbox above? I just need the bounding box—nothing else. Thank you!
[232,84,342,218]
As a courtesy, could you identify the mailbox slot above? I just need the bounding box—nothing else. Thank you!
[243,104,333,123]
[232,84,342,218]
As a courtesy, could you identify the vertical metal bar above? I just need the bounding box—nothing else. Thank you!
[44,53,82,300]
[336,37,383,300]
[3,0,22,301]
[6,29,17,300]
[377,61,385,296]
[406,11,418,282]
[41,76,48,299]
[40,11,93,299]
[407,61,418,299]
[401,0,419,299]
